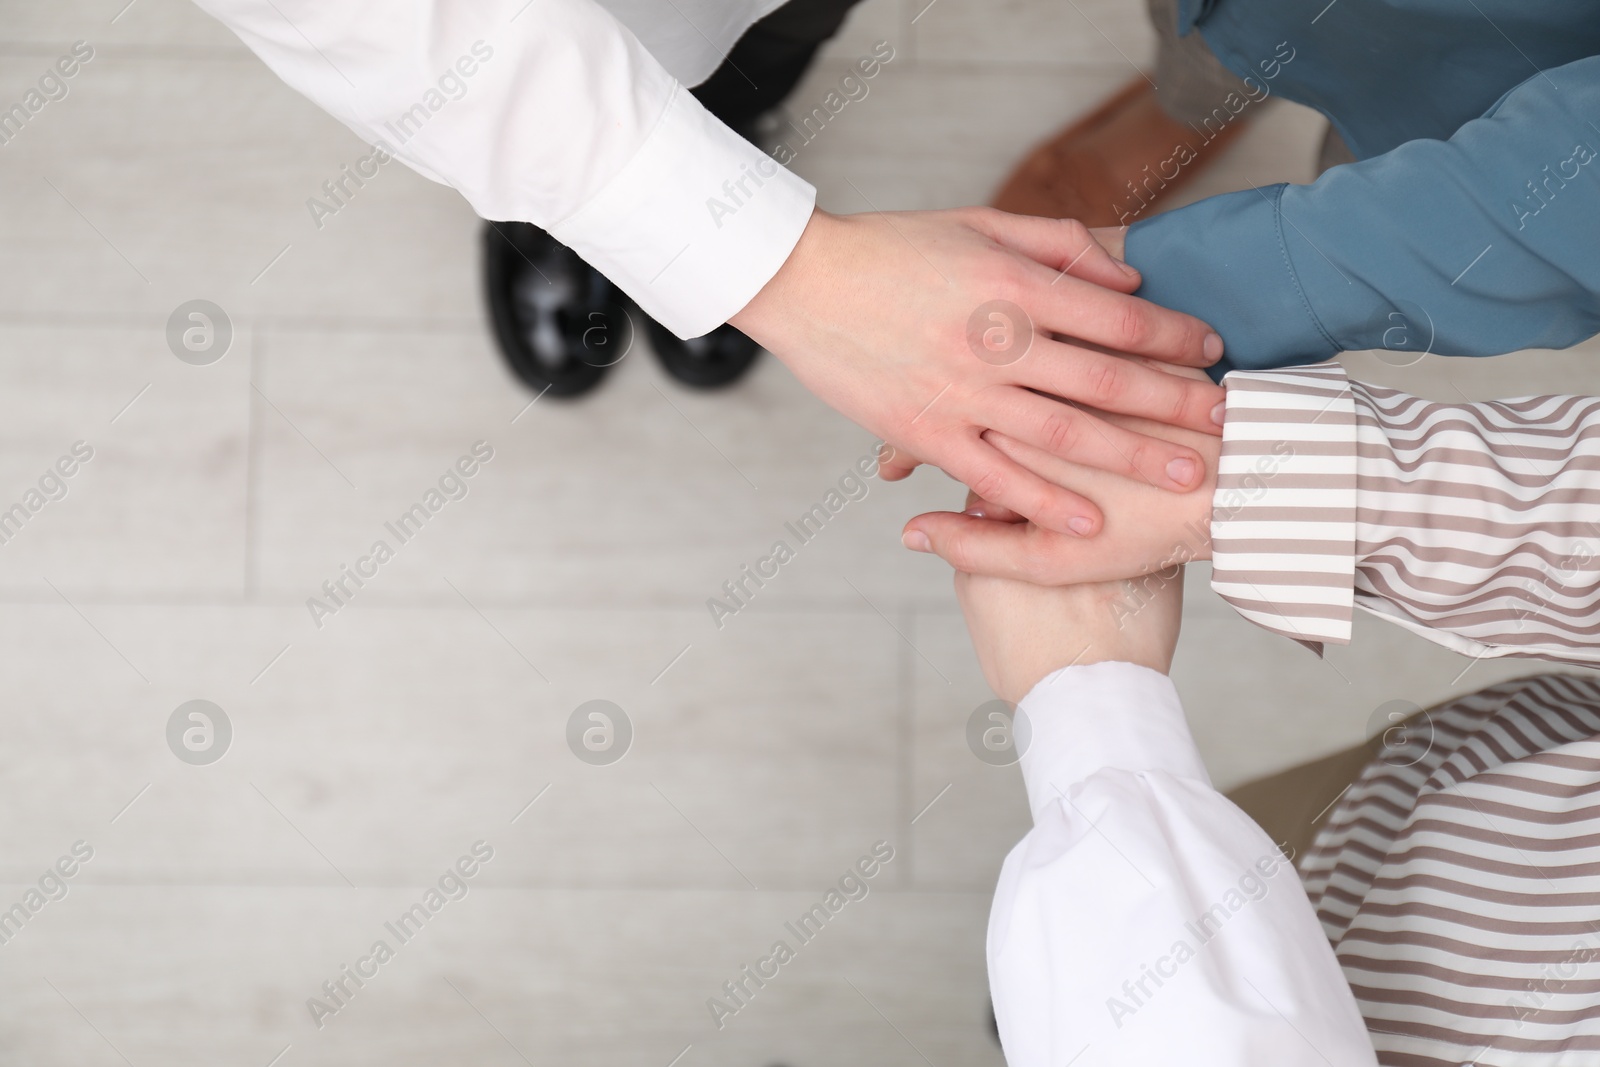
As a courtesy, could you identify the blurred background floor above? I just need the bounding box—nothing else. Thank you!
[0,0,1596,1064]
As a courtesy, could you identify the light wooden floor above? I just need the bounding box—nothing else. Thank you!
[0,1,1594,1064]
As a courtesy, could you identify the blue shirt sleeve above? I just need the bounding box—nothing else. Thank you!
[1125,55,1600,375]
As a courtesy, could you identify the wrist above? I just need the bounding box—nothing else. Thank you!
[728,207,840,352]
[959,575,1181,705]
[1006,625,1179,705]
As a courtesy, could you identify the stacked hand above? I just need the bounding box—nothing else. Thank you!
[903,359,1222,584]
[731,207,1226,538]
[923,360,1221,702]
[730,204,1224,694]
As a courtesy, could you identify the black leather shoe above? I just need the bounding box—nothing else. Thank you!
[647,318,763,389]
[481,221,634,398]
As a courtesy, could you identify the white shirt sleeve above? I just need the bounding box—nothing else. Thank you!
[191,0,817,338]
[991,661,1377,1067]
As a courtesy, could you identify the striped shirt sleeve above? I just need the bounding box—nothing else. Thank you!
[1208,363,1359,651]
[1210,361,1600,665]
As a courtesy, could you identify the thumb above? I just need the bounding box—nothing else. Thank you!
[901,509,1042,580]
[969,209,1141,294]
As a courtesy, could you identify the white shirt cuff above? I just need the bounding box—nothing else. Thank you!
[1015,661,1210,826]
[549,84,816,338]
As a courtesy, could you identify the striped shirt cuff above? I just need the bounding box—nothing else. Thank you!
[1209,362,1359,651]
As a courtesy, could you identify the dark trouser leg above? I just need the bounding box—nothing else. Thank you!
[691,0,866,130]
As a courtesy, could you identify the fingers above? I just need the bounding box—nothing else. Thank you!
[937,433,1105,537]
[983,430,1096,492]
[1028,269,1223,369]
[984,386,1206,491]
[967,209,1142,294]
[983,429,1164,513]
[877,441,922,482]
[1015,336,1226,437]
[968,208,1221,368]
[901,510,1085,582]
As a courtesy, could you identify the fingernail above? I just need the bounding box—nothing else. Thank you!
[1118,260,1139,279]
[963,505,987,519]
[1166,457,1195,486]
[1210,401,1226,426]
[902,530,932,552]
[1067,517,1094,537]
[1203,333,1224,362]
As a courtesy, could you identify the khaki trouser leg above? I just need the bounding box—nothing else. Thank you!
[1225,733,1386,863]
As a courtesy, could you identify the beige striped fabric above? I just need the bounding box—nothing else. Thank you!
[1302,673,1600,1067]
[1210,362,1600,664]
[1209,363,1358,649]
[1211,362,1600,1063]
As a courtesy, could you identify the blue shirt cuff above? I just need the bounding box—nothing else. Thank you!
[1125,184,1339,379]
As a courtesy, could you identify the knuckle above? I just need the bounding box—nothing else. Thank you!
[945,533,978,573]
[1060,217,1091,248]
[970,467,1007,504]
[1113,301,1151,350]
[964,205,1002,231]
[1121,436,1153,478]
[1039,409,1083,457]
[1085,358,1127,405]
[948,525,999,575]
[1166,380,1200,426]
[990,260,1032,305]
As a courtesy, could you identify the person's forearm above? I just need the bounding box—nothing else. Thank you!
[992,662,1375,1066]
[193,0,815,338]
[1210,363,1600,664]
[1125,55,1600,374]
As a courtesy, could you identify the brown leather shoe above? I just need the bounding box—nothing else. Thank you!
[991,77,1250,227]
